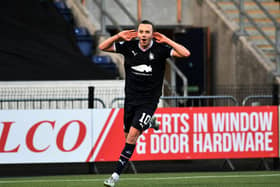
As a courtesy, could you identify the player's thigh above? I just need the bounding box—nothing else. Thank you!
[124,104,134,133]
[132,103,157,131]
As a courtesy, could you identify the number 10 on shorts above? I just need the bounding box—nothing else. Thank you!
[139,112,151,128]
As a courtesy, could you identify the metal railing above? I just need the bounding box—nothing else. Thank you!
[0,98,106,109]
[110,94,280,108]
[114,0,138,25]
[4,94,277,109]
[167,58,188,97]
[216,0,280,73]
[160,95,239,107]
[1,93,280,109]
[241,94,278,106]
[92,0,122,33]
[110,95,239,108]
[0,86,108,109]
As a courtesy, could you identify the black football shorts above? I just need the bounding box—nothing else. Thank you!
[123,102,157,133]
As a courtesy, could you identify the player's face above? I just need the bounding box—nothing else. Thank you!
[137,24,153,49]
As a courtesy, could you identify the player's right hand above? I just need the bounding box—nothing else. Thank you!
[118,30,137,41]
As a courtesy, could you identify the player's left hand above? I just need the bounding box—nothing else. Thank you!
[153,32,169,43]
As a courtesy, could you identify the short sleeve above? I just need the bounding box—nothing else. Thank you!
[160,44,172,59]
[115,41,129,55]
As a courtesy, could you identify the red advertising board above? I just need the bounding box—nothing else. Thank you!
[0,107,278,163]
[93,106,279,161]
[0,109,94,164]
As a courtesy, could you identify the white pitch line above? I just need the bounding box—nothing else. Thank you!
[0,173,280,184]
[0,178,103,184]
[122,173,280,181]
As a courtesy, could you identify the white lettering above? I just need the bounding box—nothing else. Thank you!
[232,133,245,152]
[193,132,273,153]
[265,132,273,151]
[230,113,239,131]
[259,112,273,131]
[151,134,189,154]
[193,134,202,152]
[223,133,231,152]
[212,112,273,132]
[212,133,222,152]
[255,132,264,151]
[161,134,169,154]
[136,135,146,154]
[170,134,179,153]
[150,135,159,154]
[194,113,208,132]
[162,114,172,133]
[180,134,189,153]
[212,113,225,132]
[181,113,190,133]
[250,112,259,131]
[245,133,254,151]
[171,113,180,133]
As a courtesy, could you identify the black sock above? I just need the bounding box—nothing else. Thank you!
[114,143,136,175]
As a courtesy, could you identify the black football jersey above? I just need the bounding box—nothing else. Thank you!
[115,39,172,105]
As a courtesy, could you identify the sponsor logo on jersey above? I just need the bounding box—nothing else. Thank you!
[131,64,152,73]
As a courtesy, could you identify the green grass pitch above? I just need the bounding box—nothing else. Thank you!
[0,171,280,187]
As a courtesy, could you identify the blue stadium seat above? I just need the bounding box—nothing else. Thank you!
[53,1,67,9]
[53,1,73,24]
[74,27,90,36]
[92,55,119,77]
[92,55,112,64]
[74,27,93,57]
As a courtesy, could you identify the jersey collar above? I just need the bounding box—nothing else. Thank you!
[138,40,153,52]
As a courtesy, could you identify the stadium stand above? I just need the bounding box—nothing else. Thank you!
[53,0,74,25]
[74,27,93,57]
[0,0,115,80]
[215,0,279,63]
[56,0,120,78]
[92,55,119,78]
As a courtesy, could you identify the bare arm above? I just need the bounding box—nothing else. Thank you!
[98,30,137,52]
[153,32,190,58]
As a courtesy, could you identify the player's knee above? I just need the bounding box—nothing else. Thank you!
[126,127,141,144]
[126,136,137,144]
